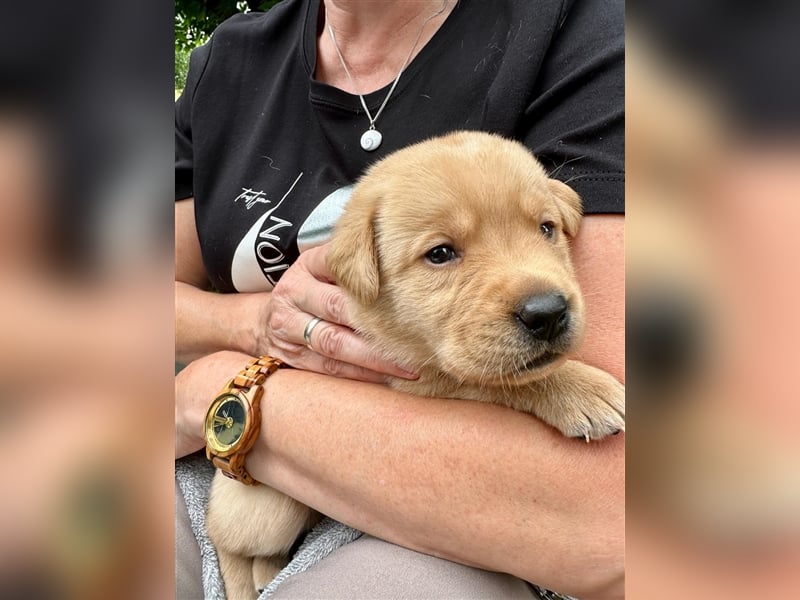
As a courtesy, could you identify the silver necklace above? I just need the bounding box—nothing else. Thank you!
[326,1,449,152]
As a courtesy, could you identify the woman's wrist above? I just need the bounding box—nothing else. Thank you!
[176,282,273,362]
[228,291,274,357]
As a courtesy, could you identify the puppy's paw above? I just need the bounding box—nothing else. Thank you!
[560,377,625,441]
[535,361,625,441]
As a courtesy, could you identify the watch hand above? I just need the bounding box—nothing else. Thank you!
[214,415,234,428]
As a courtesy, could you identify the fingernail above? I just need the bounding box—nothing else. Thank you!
[396,368,419,380]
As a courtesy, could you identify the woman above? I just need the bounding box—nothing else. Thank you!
[176,1,624,598]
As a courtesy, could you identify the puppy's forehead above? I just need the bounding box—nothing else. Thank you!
[372,133,553,218]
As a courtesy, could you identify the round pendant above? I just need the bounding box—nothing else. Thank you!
[360,129,382,152]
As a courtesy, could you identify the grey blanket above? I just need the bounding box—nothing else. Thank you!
[175,453,363,599]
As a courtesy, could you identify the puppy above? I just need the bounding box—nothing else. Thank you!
[207,131,624,599]
[329,131,624,438]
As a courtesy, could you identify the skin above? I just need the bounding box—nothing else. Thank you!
[317,0,458,94]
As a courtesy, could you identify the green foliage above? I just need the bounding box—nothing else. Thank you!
[175,1,281,52]
[175,1,281,92]
[175,47,191,91]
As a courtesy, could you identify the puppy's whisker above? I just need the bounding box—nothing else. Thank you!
[572,289,603,299]
[481,349,500,387]
[415,351,439,373]
[561,173,591,186]
[546,154,587,178]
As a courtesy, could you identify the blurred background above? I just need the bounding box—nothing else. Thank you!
[1,0,798,598]
[1,1,174,598]
[626,0,799,597]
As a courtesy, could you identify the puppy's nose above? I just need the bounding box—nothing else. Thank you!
[517,293,569,341]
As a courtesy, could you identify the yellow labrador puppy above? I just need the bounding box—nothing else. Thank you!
[208,131,625,599]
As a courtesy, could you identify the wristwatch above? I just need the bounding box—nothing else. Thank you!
[204,356,284,485]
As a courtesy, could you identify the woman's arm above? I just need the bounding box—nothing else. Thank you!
[175,198,272,363]
[259,373,623,600]
[571,214,625,384]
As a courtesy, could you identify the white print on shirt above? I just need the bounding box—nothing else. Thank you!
[230,172,303,292]
[234,188,269,210]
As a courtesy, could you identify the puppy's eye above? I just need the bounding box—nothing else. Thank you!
[425,245,458,264]
[540,221,556,240]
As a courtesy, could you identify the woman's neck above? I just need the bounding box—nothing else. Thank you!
[316,0,454,93]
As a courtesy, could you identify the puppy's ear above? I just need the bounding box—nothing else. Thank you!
[327,191,380,305]
[548,179,583,237]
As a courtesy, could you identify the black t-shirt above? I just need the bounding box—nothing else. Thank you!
[175,0,624,293]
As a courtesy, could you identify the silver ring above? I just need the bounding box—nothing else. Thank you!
[303,316,324,350]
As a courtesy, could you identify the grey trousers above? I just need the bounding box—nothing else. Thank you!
[176,482,538,600]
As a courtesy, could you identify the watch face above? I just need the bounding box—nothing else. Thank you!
[208,394,247,450]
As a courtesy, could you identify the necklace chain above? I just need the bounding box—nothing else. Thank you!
[326,1,449,147]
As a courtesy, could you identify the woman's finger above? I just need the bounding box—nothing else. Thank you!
[272,307,415,379]
[269,244,417,380]
[302,317,417,379]
[268,335,391,383]
[295,343,389,383]
[270,248,353,328]
[292,247,356,327]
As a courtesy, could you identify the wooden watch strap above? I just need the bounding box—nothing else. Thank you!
[212,455,257,486]
[232,356,284,390]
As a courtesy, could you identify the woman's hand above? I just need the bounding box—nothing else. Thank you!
[264,244,417,383]
[176,198,414,381]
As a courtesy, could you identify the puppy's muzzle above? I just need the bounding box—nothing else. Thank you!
[516,293,570,342]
